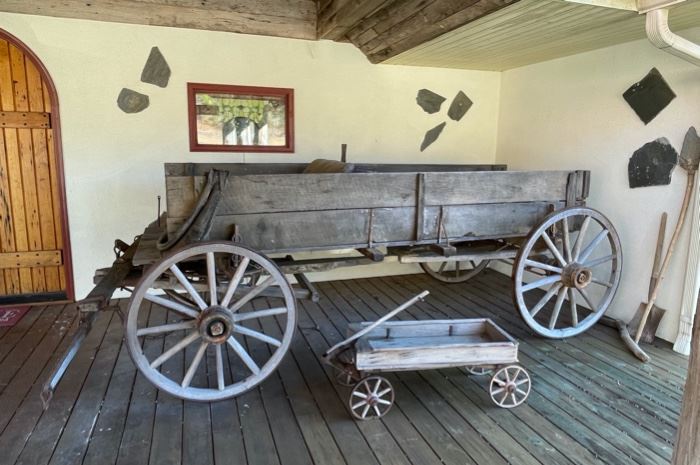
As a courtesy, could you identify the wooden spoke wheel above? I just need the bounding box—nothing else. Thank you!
[466,365,493,376]
[125,241,296,402]
[335,369,358,387]
[349,376,394,420]
[421,259,489,284]
[490,365,530,408]
[513,207,622,338]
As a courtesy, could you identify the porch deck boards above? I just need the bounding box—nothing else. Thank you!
[0,271,688,465]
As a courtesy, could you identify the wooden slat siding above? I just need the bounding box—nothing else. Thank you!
[0,0,316,41]
[182,311,214,465]
[474,277,684,420]
[0,306,74,465]
[42,82,66,291]
[256,308,349,465]
[362,0,518,62]
[271,308,413,465]
[393,274,679,457]
[235,302,281,465]
[488,310,684,418]
[149,309,186,465]
[317,0,390,40]
[0,306,44,366]
[293,297,439,465]
[12,310,114,465]
[322,275,599,465]
[247,300,314,465]
[46,308,123,465]
[167,170,571,217]
[0,40,30,294]
[10,43,46,293]
[0,304,63,396]
[115,304,162,465]
[478,274,688,395]
[275,311,384,465]
[26,57,60,292]
[81,302,137,465]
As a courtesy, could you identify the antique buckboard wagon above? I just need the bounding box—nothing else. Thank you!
[42,161,622,404]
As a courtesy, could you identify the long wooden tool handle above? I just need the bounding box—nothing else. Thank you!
[649,212,668,299]
[636,172,696,343]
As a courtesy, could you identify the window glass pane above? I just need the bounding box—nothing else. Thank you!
[194,92,287,146]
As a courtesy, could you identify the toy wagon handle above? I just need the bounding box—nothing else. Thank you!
[323,290,429,358]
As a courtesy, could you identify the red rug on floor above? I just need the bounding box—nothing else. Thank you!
[0,306,30,327]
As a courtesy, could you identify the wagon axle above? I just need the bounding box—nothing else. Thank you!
[198,306,235,344]
[561,264,593,290]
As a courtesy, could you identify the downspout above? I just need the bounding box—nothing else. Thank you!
[643,4,700,354]
[645,8,700,66]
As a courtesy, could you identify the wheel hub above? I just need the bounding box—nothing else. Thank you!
[561,264,592,289]
[198,306,235,344]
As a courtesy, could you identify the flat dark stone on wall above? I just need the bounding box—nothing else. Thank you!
[141,46,171,88]
[623,68,676,125]
[447,91,473,121]
[416,89,446,114]
[628,137,678,188]
[117,88,150,113]
[420,121,446,152]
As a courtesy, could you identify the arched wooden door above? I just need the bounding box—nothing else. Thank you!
[0,30,73,305]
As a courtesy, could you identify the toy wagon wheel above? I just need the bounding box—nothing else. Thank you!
[421,259,489,284]
[466,365,493,376]
[349,376,394,420]
[513,207,622,338]
[125,241,296,402]
[335,369,358,387]
[490,365,531,408]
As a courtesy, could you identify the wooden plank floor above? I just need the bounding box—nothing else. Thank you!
[0,271,688,465]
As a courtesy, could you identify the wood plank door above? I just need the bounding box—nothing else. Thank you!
[0,29,73,305]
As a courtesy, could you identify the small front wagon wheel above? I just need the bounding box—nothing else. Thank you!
[490,365,530,408]
[125,241,296,402]
[349,376,394,420]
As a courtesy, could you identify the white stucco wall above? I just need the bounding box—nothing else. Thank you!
[496,28,700,343]
[0,12,502,298]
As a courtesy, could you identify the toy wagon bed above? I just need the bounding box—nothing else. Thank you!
[323,291,531,419]
[42,161,621,404]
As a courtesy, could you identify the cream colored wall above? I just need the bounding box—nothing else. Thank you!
[0,12,502,299]
[496,28,700,343]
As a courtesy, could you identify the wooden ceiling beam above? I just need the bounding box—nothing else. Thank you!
[0,0,317,40]
[317,0,390,40]
[318,0,521,63]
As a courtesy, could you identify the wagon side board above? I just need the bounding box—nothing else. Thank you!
[348,318,519,372]
[164,166,589,255]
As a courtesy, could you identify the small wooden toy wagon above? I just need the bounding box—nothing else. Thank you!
[323,291,531,420]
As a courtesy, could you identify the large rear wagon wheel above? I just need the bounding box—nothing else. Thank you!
[125,241,296,401]
[513,207,621,338]
[421,260,489,284]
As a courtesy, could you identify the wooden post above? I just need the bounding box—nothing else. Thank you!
[671,294,700,465]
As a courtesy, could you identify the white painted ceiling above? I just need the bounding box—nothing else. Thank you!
[384,0,700,71]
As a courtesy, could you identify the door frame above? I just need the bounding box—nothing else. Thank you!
[0,28,74,303]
